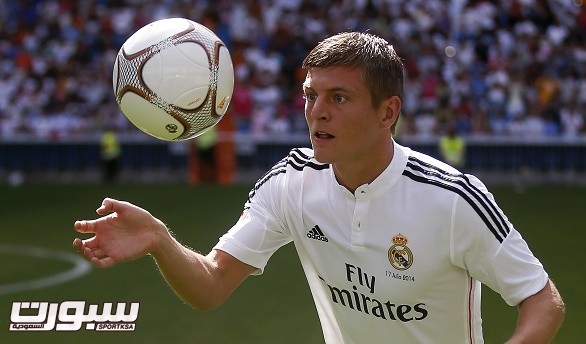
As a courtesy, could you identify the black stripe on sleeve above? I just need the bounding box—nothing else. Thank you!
[244,148,329,209]
[404,157,510,243]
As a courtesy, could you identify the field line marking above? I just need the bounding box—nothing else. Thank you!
[0,243,92,295]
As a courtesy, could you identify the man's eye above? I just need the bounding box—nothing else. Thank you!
[334,95,347,103]
[304,93,317,102]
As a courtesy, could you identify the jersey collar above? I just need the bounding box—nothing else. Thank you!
[334,140,411,198]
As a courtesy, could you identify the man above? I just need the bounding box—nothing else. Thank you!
[73,32,564,343]
[439,125,466,168]
[99,129,121,183]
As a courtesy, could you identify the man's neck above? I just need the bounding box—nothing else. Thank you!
[332,140,394,194]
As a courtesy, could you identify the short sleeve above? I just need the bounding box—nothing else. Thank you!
[450,175,548,306]
[213,168,292,275]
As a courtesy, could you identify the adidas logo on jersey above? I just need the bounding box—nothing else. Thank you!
[307,225,329,242]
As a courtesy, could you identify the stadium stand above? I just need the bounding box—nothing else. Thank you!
[0,0,584,182]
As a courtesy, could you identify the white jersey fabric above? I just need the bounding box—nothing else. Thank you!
[214,140,548,343]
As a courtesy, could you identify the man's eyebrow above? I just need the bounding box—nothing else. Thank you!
[328,86,353,93]
[302,85,353,93]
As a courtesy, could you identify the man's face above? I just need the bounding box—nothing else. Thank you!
[303,66,392,167]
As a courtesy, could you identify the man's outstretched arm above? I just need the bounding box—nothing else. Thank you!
[150,235,256,310]
[73,198,255,311]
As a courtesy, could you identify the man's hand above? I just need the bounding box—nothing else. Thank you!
[73,197,255,310]
[73,198,168,268]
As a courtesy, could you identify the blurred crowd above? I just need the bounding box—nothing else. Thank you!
[0,0,585,140]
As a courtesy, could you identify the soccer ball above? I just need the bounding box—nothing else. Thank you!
[112,18,234,141]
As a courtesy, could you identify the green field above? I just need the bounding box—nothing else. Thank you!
[0,182,583,343]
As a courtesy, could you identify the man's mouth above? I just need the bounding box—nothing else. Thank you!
[315,131,334,139]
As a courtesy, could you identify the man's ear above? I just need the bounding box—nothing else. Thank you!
[381,95,401,130]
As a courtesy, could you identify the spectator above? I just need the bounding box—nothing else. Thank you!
[560,99,585,137]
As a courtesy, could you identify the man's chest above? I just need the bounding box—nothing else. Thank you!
[291,188,460,301]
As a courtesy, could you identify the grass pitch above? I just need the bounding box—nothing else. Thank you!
[0,182,582,343]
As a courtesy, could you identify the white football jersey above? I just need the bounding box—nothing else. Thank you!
[214,141,548,343]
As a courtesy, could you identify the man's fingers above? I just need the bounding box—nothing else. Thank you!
[73,197,132,269]
[73,238,113,268]
[81,247,105,266]
[74,220,96,234]
[96,197,119,215]
[73,236,100,257]
[92,257,115,269]
[84,250,115,268]
[72,238,84,252]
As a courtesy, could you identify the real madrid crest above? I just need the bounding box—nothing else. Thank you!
[388,233,413,271]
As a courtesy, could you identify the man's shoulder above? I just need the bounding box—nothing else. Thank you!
[246,148,329,205]
[405,147,461,176]
[283,147,329,172]
[252,148,329,190]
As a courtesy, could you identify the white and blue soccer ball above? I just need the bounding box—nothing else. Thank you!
[113,18,234,140]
